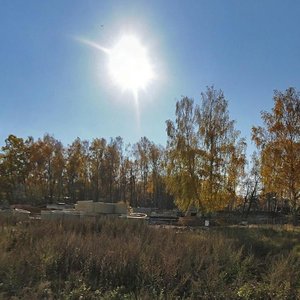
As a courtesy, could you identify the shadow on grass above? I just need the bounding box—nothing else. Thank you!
[213,225,300,257]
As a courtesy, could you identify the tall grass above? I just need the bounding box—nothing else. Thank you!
[0,216,300,299]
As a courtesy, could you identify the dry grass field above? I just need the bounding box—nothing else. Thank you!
[0,216,300,299]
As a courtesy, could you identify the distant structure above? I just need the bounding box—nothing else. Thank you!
[41,200,128,221]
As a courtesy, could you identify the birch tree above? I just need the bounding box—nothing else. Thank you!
[252,87,300,215]
[166,87,245,212]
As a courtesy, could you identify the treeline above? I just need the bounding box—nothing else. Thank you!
[0,86,299,213]
[0,134,173,208]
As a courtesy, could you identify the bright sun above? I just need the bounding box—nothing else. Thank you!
[108,35,154,95]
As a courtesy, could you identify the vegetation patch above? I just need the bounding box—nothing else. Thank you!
[0,217,300,299]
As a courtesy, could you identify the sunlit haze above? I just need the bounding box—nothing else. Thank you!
[1,1,300,151]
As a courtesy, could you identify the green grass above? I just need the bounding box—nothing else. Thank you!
[0,216,300,299]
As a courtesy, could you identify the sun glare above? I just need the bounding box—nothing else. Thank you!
[75,33,155,125]
[108,35,154,94]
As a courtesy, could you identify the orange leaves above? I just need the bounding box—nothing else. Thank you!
[274,98,284,117]
[166,87,245,213]
[252,87,300,209]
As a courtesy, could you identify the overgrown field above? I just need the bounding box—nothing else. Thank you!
[0,216,300,299]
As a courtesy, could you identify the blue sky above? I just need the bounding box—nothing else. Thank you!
[1,1,300,155]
